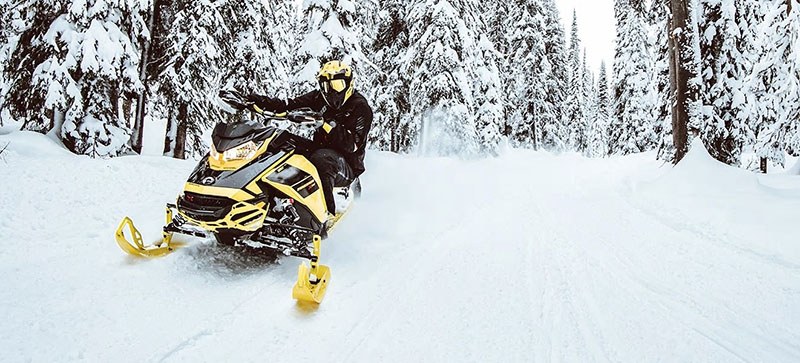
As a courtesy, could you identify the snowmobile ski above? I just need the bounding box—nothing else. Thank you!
[292,235,330,304]
[115,207,181,257]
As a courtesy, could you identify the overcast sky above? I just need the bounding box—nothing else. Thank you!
[553,0,616,75]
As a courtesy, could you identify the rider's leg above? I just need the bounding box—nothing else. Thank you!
[308,149,354,214]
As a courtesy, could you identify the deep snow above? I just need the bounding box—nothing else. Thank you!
[0,131,798,362]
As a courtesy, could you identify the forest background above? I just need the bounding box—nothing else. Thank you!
[1,0,798,172]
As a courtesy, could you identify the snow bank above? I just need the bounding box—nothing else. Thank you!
[789,158,800,175]
[0,130,72,157]
[636,138,800,262]
[651,138,762,194]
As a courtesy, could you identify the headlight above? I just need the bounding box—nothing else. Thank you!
[212,141,261,162]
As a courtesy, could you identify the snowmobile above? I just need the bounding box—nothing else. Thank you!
[114,90,359,304]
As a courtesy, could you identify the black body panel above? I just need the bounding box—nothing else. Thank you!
[187,151,288,190]
[212,122,275,151]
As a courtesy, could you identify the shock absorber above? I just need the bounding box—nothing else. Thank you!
[273,197,300,224]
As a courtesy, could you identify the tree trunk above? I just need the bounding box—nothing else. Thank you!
[760,157,767,173]
[163,109,174,155]
[174,102,188,159]
[122,96,133,126]
[669,0,691,163]
[132,97,146,154]
[131,0,159,154]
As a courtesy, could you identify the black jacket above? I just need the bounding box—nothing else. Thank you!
[267,90,372,177]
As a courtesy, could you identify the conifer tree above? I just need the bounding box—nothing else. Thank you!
[155,0,230,158]
[62,0,149,157]
[695,0,760,165]
[369,1,412,152]
[591,61,611,156]
[578,49,593,153]
[404,0,494,156]
[5,0,148,157]
[610,0,657,155]
[540,0,569,151]
[482,0,511,141]
[473,33,504,155]
[3,0,70,133]
[0,0,12,126]
[650,0,674,161]
[564,10,585,152]
[751,0,800,170]
[582,66,600,157]
[505,0,549,149]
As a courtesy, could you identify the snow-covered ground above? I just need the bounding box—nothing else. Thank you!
[1,130,798,362]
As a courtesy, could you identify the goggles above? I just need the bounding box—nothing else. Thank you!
[321,79,347,93]
[319,70,350,92]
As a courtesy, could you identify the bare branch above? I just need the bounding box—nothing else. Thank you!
[0,142,8,163]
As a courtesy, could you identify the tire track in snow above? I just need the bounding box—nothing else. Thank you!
[335,218,472,362]
[625,194,800,271]
[596,188,800,361]
[152,267,289,362]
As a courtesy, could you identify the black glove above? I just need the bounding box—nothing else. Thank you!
[246,94,284,113]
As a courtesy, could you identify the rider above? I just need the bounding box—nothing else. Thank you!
[247,60,373,218]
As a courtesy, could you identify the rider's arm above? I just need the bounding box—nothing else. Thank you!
[249,91,325,113]
[327,99,373,153]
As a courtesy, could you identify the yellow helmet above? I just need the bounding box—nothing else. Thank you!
[317,60,354,109]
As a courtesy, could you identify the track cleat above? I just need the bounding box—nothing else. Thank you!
[292,235,330,304]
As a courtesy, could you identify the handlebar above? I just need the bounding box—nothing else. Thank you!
[218,89,326,129]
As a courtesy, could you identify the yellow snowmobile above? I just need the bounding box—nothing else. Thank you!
[115,90,359,304]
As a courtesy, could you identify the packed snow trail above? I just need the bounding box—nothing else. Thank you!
[1,131,798,362]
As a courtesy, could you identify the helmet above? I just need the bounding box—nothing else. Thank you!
[317,60,354,109]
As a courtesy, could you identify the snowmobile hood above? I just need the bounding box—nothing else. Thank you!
[212,122,275,152]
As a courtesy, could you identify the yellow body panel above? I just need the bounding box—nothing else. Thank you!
[263,155,328,223]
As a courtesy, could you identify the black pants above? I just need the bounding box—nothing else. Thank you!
[309,149,354,214]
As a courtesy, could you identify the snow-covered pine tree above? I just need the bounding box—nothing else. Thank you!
[695,0,760,166]
[630,0,647,15]
[578,48,593,153]
[504,0,548,149]
[473,33,504,155]
[3,0,70,133]
[650,0,674,161]
[60,0,149,157]
[0,0,12,126]
[484,0,510,58]
[482,0,512,140]
[404,0,485,156]
[351,0,380,94]
[582,61,601,157]
[610,0,657,155]
[751,0,800,170]
[154,0,230,159]
[367,0,412,152]
[5,0,148,157]
[540,0,569,151]
[590,61,611,156]
[564,10,585,152]
[293,0,365,94]
[221,0,293,97]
